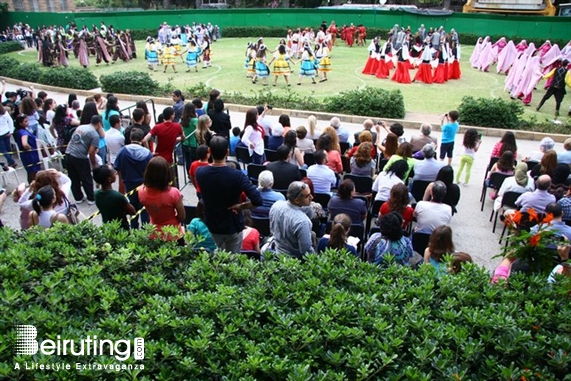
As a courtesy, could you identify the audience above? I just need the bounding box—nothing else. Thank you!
[494,162,535,212]
[414,181,452,233]
[189,145,210,200]
[424,225,455,274]
[28,185,69,228]
[187,200,217,252]
[267,145,302,190]
[379,183,414,229]
[410,144,443,185]
[284,130,305,168]
[490,131,518,159]
[524,137,554,163]
[346,131,376,159]
[93,164,135,230]
[530,149,557,180]
[410,123,438,153]
[365,212,413,266]
[330,116,349,143]
[241,209,261,253]
[268,123,284,150]
[486,150,515,199]
[423,166,461,214]
[372,160,408,202]
[350,142,375,177]
[317,213,357,256]
[327,179,367,225]
[295,126,315,154]
[307,150,336,194]
[557,138,571,165]
[383,142,414,181]
[316,133,343,174]
[515,175,556,212]
[353,119,377,146]
[252,170,286,217]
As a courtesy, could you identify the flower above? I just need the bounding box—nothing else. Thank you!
[530,234,541,247]
[512,210,522,225]
[528,208,539,223]
[543,213,554,225]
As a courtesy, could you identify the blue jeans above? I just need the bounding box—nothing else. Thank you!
[97,145,107,165]
[0,134,15,165]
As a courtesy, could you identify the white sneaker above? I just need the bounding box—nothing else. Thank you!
[76,197,87,204]
[87,200,95,205]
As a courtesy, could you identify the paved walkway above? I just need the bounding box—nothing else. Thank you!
[0,80,553,271]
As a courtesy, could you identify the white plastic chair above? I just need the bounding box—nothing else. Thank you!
[0,167,20,187]
[36,139,63,170]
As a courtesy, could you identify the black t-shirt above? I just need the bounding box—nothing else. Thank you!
[124,123,151,145]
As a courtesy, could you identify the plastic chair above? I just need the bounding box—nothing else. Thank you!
[480,172,510,211]
[264,149,278,162]
[313,193,332,210]
[411,231,431,256]
[304,152,315,167]
[343,174,373,195]
[235,146,252,169]
[341,155,351,174]
[251,216,271,238]
[339,142,351,155]
[526,161,539,172]
[36,139,63,170]
[483,156,500,181]
[247,163,266,185]
[183,205,197,226]
[0,166,20,187]
[490,191,523,234]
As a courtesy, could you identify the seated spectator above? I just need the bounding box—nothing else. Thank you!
[93,165,135,230]
[268,123,284,150]
[252,170,286,217]
[490,131,518,160]
[386,122,407,144]
[301,177,328,227]
[346,131,376,159]
[549,164,571,201]
[365,212,413,266]
[295,126,315,154]
[410,123,438,153]
[449,253,474,274]
[557,138,571,165]
[321,126,341,152]
[380,183,414,229]
[327,179,367,225]
[241,209,260,253]
[138,156,186,243]
[383,142,415,181]
[410,144,443,185]
[307,150,337,194]
[515,175,556,212]
[423,166,461,214]
[353,119,377,146]
[330,116,349,143]
[372,160,408,202]
[189,145,210,200]
[558,185,571,224]
[266,145,302,190]
[494,162,535,212]
[350,142,375,177]
[530,149,557,180]
[317,213,357,256]
[531,202,571,244]
[487,150,515,199]
[424,225,454,274]
[415,181,452,233]
[187,200,217,252]
[524,137,554,163]
[279,114,292,137]
[307,115,322,140]
[377,131,398,160]
[316,133,343,174]
[284,130,305,168]
[269,181,315,259]
[28,185,69,228]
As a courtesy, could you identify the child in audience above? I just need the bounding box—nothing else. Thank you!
[449,252,474,274]
[241,209,260,253]
[317,213,357,256]
[424,225,455,274]
[455,128,481,186]
[439,110,460,166]
[93,164,136,230]
[189,145,210,200]
[187,199,217,252]
[230,127,241,156]
[29,185,69,228]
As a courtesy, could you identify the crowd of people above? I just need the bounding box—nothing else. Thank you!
[470,37,571,118]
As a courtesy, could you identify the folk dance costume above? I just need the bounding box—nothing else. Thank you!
[170,35,184,62]
[298,47,317,85]
[375,41,393,79]
[95,34,112,66]
[56,39,69,67]
[291,31,301,59]
[536,60,571,117]
[541,44,562,89]
[496,40,517,74]
[362,38,380,75]
[161,44,178,73]
[432,45,448,84]
[513,55,543,106]
[145,39,160,71]
[254,57,270,84]
[184,42,201,72]
[391,42,411,84]
[413,45,433,84]
[126,30,136,58]
[77,35,90,68]
[202,38,212,68]
[316,45,331,81]
[247,48,257,78]
[112,34,130,63]
[272,53,291,76]
[448,44,462,80]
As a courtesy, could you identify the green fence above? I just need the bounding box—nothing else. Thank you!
[2,9,570,41]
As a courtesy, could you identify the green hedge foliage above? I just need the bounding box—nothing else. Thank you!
[100,70,160,96]
[458,95,524,129]
[0,56,19,74]
[0,41,25,55]
[1,223,570,380]
[39,67,99,90]
[6,62,43,83]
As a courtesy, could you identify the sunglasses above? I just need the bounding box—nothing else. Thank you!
[293,183,310,200]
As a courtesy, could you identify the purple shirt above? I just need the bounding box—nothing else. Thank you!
[515,189,556,212]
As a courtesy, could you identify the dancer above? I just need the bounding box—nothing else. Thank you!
[391,37,411,84]
[297,44,317,85]
[496,40,517,74]
[202,35,212,68]
[316,42,331,82]
[362,37,380,75]
[94,30,112,66]
[170,33,184,63]
[448,42,461,80]
[145,37,159,71]
[269,44,292,86]
[432,42,448,84]
[413,43,433,84]
[252,45,270,86]
[182,39,201,72]
[161,42,178,73]
[536,59,571,119]
[77,33,90,68]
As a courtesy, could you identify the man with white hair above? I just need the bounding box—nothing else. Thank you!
[411,144,444,185]
[525,137,555,162]
[410,123,438,153]
[252,170,286,217]
[330,116,349,143]
[353,119,377,145]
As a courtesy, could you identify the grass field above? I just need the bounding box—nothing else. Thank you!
[7,38,570,121]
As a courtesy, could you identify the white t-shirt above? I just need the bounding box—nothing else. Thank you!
[104,128,125,164]
[0,113,14,136]
[413,201,452,233]
[372,173,403,202]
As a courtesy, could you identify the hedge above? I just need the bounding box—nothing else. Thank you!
[1,222,570,380]
[38,67,99,90]
[100,70,160,96]
[458,95,525,129]
[0,41,25,55]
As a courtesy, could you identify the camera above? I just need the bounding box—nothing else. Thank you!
[16,88,28,100]
[267,105,273,110]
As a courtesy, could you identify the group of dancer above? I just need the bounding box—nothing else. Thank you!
[471,37,571,118]
[244,35,332,86]
[362,24,461,84]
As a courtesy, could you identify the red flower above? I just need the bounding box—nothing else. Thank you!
[543,213,554,225]
[512,210,523,225]
[528,208,539,223]
[530,234,541,247]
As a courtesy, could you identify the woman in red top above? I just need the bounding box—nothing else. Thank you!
[139,156,186,243]
[490,131,518,159]
[316,133,343,175]
[241,209,260,253]
[379,183,413,229]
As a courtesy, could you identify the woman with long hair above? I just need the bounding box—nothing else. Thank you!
[321,125,341,152]
[283,130,305,168]
[379,182,413,228]
[423,165,461,214]
[135,100,153,126]
[317,213,357,256]
[102,96,120,131]
[205,89,220,114]
[491,131,518,159]
[316,133,342,174]
[327,179,367,225]
[378,132,398,160]
[28,185,69,228]
[365,212,413,266]
[424,225,455,273]
[17,168,71,230]
[455,128,481,185]
[350,142,375,177]
[43,98,56,124]
[382,142,415,180]
[13,114,40,183]
[0,104,17,169]
[138,156,186,243]
[180,102,199,172]
[195,114,214,146]
[372,160,408,202]
[79,102,100,125]
[20,97,40,137]
[307,115,321,140]
[241,108,265,164]
[50,104,79,152]
[269,44,292,87]
[530,149,557,180]
[279,114,292,136]
[487,150,515,199]
[93,93,107,112]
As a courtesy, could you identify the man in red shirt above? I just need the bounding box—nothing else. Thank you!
[143,106,185,187]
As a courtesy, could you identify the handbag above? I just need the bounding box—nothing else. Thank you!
[64,197,87,225]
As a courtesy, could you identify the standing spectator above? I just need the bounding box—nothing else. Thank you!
[241,108,266,164]
[139,157,186,243]
[439,110,460,166]
[93,164,136,230]
[365,212,413,266]
[317,213,357,256]
[123,108,150,146]
[20,97,41,137]
[180,103,198,172]
[13,114,40,184]
[65,115,103,204]
[114,128,153,229]
[208,99,232,139]
[0,104,17,169]
[327,179,367,225]
[189,145,210,199]
[105,114,125,165]
[269,181,315,258]
[196,136,263,253]
[49,104,79,154]
[102,96,120,131]
[172,90,185,123]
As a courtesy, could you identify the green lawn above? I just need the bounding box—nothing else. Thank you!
[7,38,569,120]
